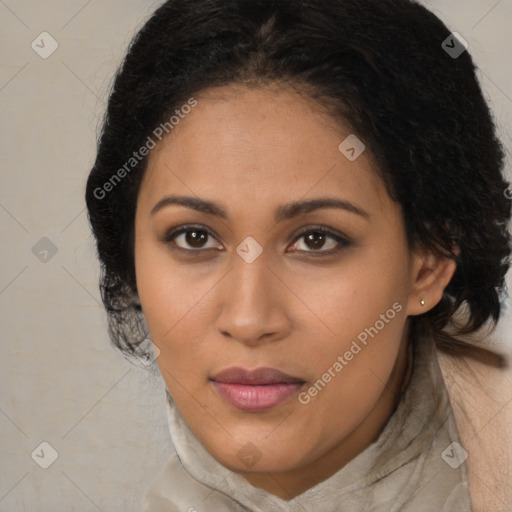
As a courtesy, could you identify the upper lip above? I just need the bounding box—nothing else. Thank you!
[211,367,305,385]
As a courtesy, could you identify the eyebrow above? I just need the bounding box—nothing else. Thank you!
[150,195,370,222]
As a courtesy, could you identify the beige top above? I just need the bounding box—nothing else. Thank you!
[145,332,473,511]
[437,343,512,512]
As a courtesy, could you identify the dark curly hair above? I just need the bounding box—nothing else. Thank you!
[85,0,511,367]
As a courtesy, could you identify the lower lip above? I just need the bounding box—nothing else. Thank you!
[211,381,305,411]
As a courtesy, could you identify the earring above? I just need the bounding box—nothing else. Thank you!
[420,299,425,306]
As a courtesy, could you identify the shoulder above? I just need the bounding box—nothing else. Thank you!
[436,346,512,512]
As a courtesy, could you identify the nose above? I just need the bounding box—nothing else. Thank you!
[214,251,292,346]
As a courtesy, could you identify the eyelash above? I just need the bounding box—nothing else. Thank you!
[162,224,351,257]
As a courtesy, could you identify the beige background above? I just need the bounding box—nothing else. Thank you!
[1,1,511,511]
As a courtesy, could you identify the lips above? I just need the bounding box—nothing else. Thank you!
[210,367,306,411]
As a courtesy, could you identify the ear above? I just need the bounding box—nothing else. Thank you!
[405,244,459,316]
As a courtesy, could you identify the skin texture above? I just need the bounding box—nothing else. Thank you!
[134,84,457,499]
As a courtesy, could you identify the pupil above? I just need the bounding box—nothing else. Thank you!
[306,232,325,249]
[186,230,207,248]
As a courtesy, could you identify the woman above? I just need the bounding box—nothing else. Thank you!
[85,0,511,510]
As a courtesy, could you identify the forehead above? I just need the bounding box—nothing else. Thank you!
[138,84,389,218]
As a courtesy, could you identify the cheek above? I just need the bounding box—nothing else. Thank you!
[135,235,206,337]
[285,248,408,401]
[300,345,398,453]
[283,249,407,344]
[293,297,407,456]
[134,238,221,389]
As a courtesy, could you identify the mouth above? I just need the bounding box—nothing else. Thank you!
[210,367,307,412]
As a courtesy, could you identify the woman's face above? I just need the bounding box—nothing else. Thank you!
[134,84,430,496]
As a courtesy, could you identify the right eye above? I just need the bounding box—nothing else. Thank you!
[164,225,224,251]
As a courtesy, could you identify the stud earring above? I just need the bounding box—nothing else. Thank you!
[420,299,425,306]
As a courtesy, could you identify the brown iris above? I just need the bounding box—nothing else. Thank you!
[304,232,326,250]
[185,229,209,248]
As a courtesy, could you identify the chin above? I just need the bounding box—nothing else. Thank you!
[204,437,308,475]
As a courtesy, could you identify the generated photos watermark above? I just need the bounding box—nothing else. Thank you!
[93,98,198,200]
[298,301,403,405]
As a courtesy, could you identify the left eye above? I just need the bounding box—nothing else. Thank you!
[289,229,348,254]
